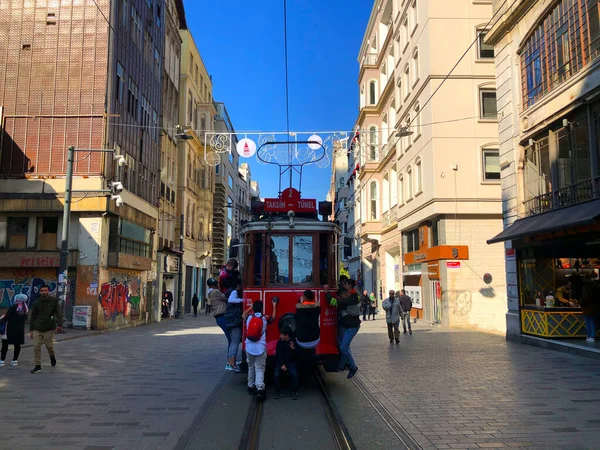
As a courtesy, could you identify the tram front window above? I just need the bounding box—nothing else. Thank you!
[252,233,263,287]
[270,236,290,283]
[293,236,313,283]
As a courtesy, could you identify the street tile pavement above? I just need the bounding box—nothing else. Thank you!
[351,318,600,450]
[0,315,230,450]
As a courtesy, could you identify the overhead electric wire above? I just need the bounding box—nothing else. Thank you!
[283,0,293,188]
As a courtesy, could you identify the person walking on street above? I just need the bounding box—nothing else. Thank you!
[382,290,402,344]
[30,284,63,374]
[192,293,199,317]
[325,280,361,379]
[368,292,377,320]
[0,294,29,367]
[398,289,413,335]
[225,283,245,373]
[361,290,369,321]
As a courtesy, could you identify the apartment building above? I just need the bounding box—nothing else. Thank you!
[174,29,215,314]
[350,0,507,333]
[329,140,351,274]
[212,102,239,275]
[487,0,600,341]
[156,0,183,320]
[0,0,164,329]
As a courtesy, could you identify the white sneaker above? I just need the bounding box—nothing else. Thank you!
[586,337,596,342]
[10,360,17,367]
[0,361,4,367]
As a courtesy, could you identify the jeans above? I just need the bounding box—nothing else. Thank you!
[215,315,231,357]
[387,322,400,341]
[274,361,298,392]
[362,304,368,320]
[584,315,597,338]
[33,330,55,366]
[369,306,376,320]
[228,326,242,359]
[338,325,360,371]
[247,350,267,390]
[402,313,412,333]
[1,341,21,361]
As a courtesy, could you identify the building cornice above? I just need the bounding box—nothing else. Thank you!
[358,0,383,62]
[486,0,538,46]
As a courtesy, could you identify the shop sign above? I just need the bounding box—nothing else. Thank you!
[414,253,427,261]
[404,245,469,265]
[427,261,440,279]
[165,255,179,273]
[505,248,516,261]
[446,261,461,269]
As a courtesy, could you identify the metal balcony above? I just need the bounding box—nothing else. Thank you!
[523,177,600,217]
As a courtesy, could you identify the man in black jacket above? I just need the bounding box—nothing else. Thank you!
[398,290,413,335]
[295,290,320,349]
[30,284,63,374]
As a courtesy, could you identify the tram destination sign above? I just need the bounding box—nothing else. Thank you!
[263,188,317,213]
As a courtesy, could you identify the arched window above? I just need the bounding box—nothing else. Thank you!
[198,221,204,240]
[369,126,378,161]
[391,164,398,206]
[406,166,413,199]
[369,81,377,105]
[370,181,378,220]
[398,174,404,205]
[412,48,419,85]
[191,204,196,239]
[187,154,192,179]
[383,174,390,212]
[413,103,421,139]
[382,114,389,145]
[185,202,190,237]
[200,114,206,131]
[415,158,422,193]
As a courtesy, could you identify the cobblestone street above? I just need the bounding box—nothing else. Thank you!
[352,318,600,450]
[2,316,600,449]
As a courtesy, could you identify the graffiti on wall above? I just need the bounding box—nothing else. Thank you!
[99,275,142,322]
[0,268,58,309]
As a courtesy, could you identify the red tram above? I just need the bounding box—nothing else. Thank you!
[238,187,341,372]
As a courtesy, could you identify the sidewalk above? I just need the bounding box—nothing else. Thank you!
[352,317,600,450]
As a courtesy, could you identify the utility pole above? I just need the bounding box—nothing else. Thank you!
[175,214,184,319]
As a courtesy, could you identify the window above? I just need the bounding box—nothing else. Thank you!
[191,204,196,239]
[200,114,206,131]
[122,0,128,27]
[479,89,497,119]
[370,181,378,220]
[141,95,150,129]
[483,149,500,181]
[269,236,290,283]
[369,81,377,105]
[228,196,233,220]
[411,48,419,86]
[402,16,409,51]
[292,236,313,283]
[127,78,139,120]
[415,158,422,193]
[410,0,417,34]
[152,110,158,141]
[477,29,494,59]
[369,126,378,161]
[187,90,193,125]
[7,217,28,250]
[156,3,161,28]
[227,223,233,247]
[154,47,160,76]
[406,166,413,199]
[403,65,410,99]
[399,175,404,205]
[130,5,141,47]
[413,103,421,140]
[116,63,125,103]
[228,174,233,189]
[383,174,390,212]
[391,164,398,206]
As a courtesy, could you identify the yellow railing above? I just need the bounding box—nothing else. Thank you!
[521,309,588,338]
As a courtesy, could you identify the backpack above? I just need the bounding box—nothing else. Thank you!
[246,314,265,342]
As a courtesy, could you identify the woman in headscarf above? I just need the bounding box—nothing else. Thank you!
[0,294,29,367]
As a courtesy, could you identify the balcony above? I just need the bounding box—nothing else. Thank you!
[363,53,378,67]
[523,178,600,217]
[381,208,398,228]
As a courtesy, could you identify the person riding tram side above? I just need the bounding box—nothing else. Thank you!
[295,290,320,350]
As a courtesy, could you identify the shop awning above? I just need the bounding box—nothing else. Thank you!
[487,199,600,244]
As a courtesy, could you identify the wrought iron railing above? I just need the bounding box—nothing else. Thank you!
[523,177,600,217]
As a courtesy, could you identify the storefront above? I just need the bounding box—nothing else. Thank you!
[489,199,600,339]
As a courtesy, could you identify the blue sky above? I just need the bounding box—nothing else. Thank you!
[184,0,372,200]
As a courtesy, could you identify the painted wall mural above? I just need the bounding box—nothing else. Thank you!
[0,268,58,309]
[99,273,142,322]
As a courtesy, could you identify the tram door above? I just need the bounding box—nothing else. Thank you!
[431,280,442,324]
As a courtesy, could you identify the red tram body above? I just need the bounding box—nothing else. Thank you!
[239,195,341,371]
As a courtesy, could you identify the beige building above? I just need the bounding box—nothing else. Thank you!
[486,0,600,342]
[175,29,215,314]
[352,0,507,333]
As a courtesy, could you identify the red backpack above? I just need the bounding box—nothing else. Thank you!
[246,314,265,342]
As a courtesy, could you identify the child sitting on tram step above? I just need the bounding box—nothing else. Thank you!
[295,290,321,350]
[274,327,298,400]
[243,299,278,401]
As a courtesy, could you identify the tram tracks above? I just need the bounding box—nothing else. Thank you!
[239,368,355,450]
